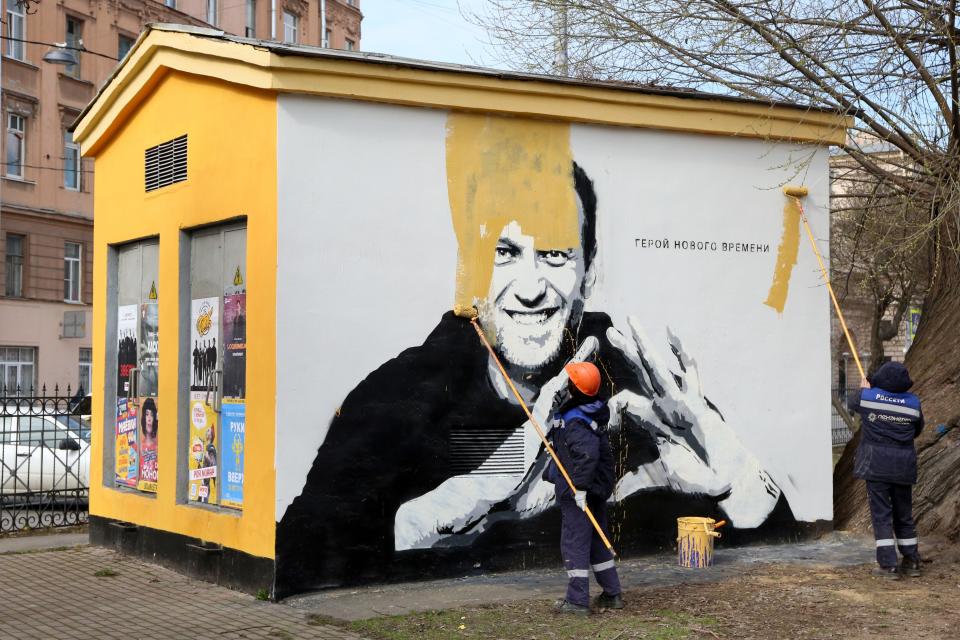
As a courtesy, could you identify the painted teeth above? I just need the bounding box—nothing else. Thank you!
[509,311,550,325]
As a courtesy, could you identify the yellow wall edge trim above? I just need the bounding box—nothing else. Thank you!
[76,30,850,156]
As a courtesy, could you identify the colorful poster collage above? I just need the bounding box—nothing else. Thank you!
[222,266,246,509]
[223,266,246,510]
[115,306,139,488]
[138,299,160,493]
[221,401,245,509]
[115,398,139,488]
[189,391,219,504]
[115,297,160,493]
[188,298,219,504]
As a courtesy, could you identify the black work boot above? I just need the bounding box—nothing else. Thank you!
[871,566,901,580]
[553,599,589,616]
[900,556,922,578]
[593,592,625,610]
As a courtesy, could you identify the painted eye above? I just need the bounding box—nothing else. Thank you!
[539,250,571,267]
[494,244,519,265]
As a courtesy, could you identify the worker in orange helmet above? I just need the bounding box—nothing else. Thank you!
[545,361,623,615]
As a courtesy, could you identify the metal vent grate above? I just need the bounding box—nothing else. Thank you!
[144,134,187,192]
[450,427,525,476]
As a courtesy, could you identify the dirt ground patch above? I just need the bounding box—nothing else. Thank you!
[343,541,960,639]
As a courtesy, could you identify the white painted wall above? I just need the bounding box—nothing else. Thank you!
[276,95,832,523]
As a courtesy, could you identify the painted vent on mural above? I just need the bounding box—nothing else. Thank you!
[144,134,187,192]
[450,427,525,476]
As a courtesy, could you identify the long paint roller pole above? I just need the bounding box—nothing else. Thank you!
[455,306,617,556]
[784,186,867,381]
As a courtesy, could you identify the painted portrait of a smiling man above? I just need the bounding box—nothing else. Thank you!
[274,112,800,595]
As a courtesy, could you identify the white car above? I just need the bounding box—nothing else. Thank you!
[0,409,90,500]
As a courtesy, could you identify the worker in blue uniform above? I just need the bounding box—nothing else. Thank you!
[851,361,924,579]
[546,361,624,615]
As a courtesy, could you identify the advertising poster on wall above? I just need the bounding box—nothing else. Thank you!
[188,391,218,504]
[220,400,245,510]
[137,397,159,493]
[117,305,138,396]
[115,398,139,488]
[222,294,246,399]
[138,303,160,398]
[190,298,220,391]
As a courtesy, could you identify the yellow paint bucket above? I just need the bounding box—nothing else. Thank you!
[677,517,724,568]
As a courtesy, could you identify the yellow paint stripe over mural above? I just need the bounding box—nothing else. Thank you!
[90,72,277,559]
[74,29,850,157]
[764,197,802,314]
[446,113,579,310]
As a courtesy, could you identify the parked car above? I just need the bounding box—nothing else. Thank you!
[0,409,90,500]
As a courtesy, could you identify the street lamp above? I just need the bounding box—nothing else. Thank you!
[42,43,79,66]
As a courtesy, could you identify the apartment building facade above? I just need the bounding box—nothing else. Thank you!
[0,0,362,393]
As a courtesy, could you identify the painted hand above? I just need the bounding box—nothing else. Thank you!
[606,316,781,528]
[574,491,587,512]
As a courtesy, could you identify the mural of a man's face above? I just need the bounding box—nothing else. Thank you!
[483,221,586,370]
[446,112,589,372]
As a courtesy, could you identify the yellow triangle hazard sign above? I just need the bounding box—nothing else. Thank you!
[149,281,158,300]
[233,267,243,287]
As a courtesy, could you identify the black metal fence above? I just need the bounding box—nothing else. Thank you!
[0,385,91,534]
[832,387,859,447]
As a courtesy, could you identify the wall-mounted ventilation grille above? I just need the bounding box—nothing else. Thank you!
[144,134,187,192]
[450,427,525,476]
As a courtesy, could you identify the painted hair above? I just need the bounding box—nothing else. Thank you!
[573,161,598,274]
[140,397,158,435]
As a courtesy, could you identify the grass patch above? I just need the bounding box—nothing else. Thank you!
[347,604,718,640]
[93,568,119,578]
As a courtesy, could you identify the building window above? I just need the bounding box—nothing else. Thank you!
[283,11,299,43]
[64,131,81,191]
[78,348,91,394]
[245,0,256,37]
[344,38,355,52]
[118,34,135,60]
[65,16,83,79]
[324,28,331,48]
[64,242,82,303]
[6,114,25,178]
[5,234,24,298]
[63,310,86,338]
[346,0,356,6]
[165,0,176,7]
[0,347,36,394]
[207,0,218,26]
[5,0,25,60]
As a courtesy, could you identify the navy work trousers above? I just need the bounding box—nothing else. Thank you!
[559,495,621,607]
[866,480,919,569]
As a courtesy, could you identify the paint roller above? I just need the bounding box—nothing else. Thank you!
[453,304,618,557]
[783,185,867,381]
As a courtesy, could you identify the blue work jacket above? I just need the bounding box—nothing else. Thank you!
[851,362,924,485]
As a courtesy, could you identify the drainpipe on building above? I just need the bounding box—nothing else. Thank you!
[320,0,327,46]
[271,0,277,39]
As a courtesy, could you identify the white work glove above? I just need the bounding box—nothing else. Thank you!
[574,492,587,512]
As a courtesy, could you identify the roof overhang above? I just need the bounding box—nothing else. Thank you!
[74,24,851,156]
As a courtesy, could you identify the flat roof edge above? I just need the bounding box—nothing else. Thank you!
[75,25,851,154]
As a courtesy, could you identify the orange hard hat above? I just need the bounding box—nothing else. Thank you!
[564,361,601,397]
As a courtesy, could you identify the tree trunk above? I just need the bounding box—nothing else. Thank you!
[834,250,960,541]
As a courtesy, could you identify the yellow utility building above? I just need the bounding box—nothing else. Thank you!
[76,24,847,598]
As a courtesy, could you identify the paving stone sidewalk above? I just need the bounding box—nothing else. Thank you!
[285,531,877,621]
[0,544,365,640]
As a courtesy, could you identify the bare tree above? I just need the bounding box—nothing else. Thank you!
[469,0,960,539]
[831,145,930,376]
